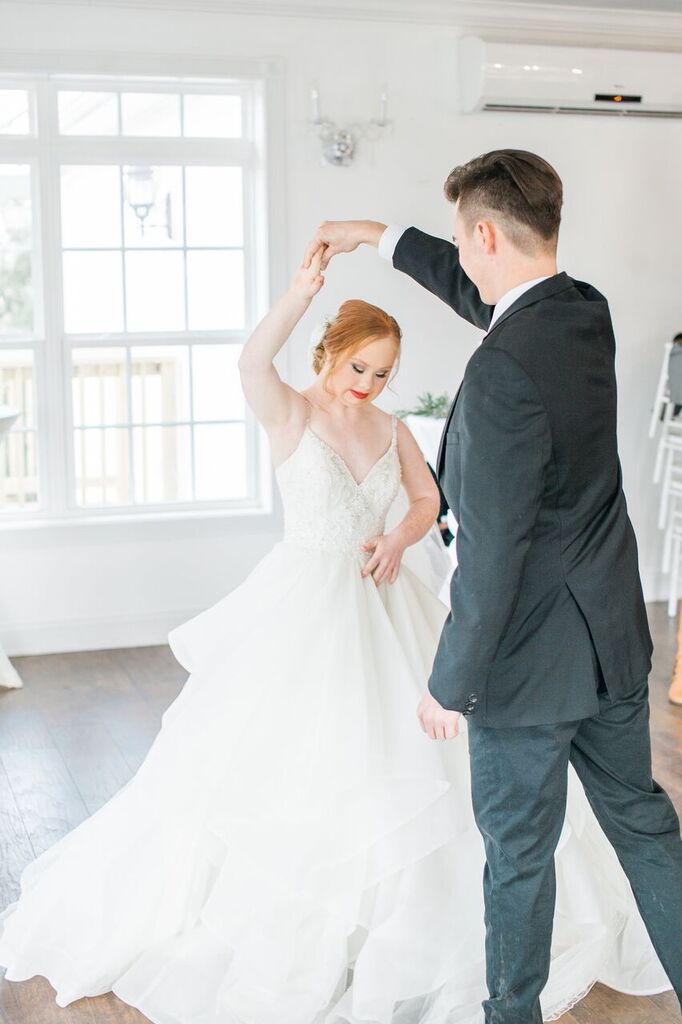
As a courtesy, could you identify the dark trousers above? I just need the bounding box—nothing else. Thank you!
[466,676,682,1023]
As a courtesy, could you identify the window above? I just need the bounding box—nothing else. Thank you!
[0,74,268,521]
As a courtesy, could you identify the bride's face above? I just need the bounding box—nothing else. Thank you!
[326,336,398,406]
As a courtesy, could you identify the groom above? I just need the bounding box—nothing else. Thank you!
[305,149,682,1022]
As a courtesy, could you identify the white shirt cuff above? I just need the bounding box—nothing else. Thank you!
[378,224,407,262]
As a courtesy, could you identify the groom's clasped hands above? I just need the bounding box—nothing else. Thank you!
[304,220,385,271]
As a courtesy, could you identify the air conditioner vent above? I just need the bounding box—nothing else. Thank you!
[482,103,682,119]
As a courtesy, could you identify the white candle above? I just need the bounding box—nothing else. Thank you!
[311,86,321,123]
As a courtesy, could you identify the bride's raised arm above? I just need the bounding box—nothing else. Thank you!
[238,248,325,430]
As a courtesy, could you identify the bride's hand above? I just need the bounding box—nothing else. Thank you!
[290,247,326,301]
[359,533,404,585]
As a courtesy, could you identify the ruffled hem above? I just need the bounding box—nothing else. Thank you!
[0,542,674,1023]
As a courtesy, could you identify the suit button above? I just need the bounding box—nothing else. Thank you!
[467,693,478,703]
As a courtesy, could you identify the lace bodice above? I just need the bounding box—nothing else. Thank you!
[274,413,402,558]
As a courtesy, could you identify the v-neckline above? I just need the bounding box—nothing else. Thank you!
[305,422,395,488]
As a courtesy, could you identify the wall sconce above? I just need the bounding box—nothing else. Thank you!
[309,84,390,167]
[123,166,172,238]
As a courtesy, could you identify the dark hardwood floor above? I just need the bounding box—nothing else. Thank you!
[0,604,680,1023]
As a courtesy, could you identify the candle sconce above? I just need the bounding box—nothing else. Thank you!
[308,85,390,167]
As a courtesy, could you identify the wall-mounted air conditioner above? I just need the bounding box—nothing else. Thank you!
[459,36,682,118]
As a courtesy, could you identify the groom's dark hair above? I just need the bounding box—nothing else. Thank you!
[444,149,563,254]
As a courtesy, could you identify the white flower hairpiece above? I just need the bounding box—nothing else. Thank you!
[308,313,336,362]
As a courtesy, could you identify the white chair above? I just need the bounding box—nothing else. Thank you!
[649,340,674,440]
[668,511,682,617]
[653,403,682,486]
[658,447,682,530]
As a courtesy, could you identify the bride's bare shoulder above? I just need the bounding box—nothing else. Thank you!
[368,406,396,431]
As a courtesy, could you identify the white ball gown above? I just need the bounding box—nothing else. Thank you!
[0,412,673,1024]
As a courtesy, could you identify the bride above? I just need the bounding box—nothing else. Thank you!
[0,247,672,1024]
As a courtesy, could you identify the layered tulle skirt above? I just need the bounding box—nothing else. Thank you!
[0,539,672,1023]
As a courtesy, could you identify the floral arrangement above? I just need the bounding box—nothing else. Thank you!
[396,392,452,419]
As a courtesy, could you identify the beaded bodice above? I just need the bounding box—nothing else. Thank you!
[274,414,402,558]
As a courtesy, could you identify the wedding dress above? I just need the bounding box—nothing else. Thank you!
[0,411,672,1024]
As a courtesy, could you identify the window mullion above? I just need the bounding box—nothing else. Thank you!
[36,78,71,517]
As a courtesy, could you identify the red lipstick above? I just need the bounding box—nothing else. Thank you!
[350,389,368,399]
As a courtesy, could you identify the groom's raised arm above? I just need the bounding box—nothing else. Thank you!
[382,225,495,332]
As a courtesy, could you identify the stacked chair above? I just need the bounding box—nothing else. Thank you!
[651,336,682,616]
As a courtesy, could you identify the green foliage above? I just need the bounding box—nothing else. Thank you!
[396,391,452,419]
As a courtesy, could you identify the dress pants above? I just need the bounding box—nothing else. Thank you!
[466,675,682,1023]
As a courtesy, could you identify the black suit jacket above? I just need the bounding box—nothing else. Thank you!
[393,226,652,727]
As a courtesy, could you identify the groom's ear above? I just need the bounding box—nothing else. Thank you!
[475,219,497,255]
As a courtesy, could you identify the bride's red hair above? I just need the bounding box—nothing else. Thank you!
[312,299,402,391]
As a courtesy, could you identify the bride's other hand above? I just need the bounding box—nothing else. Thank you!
[304,220,386,272]
[290,247,326,300]
[417,691,461,741]
[359,532,405,585]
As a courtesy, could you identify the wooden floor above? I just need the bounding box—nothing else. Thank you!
[0,605,681,1023]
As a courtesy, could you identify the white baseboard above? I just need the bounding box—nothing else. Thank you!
[0,607,204,658]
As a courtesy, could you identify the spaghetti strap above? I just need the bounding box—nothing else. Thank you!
[391,413,398,444]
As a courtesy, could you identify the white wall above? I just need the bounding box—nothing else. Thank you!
[1,0,681,655]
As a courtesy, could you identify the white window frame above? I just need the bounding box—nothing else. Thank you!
[0,52,288,534]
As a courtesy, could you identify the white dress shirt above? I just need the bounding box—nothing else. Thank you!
[378,223,551,333]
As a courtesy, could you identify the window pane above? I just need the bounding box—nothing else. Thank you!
[121,93,181,136]
[72,347,128,427]
[185,166,242,247]
[194,422,246,499]
[59,91,119,135]
[132,425,192,503]
[61,166,121,248]
[192,344,244,421]
[186,250,244,331]
[0,349,38,510]
[74,427,130,506]
[0,90,30,135]
[183,94,241,138]
[124,251,185,332]
[0,164,34,337]
[0,348,34,428]
[131,345,190,423]
[122,165,183,249]
[63,252,124,334]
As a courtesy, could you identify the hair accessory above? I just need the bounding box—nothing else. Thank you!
[308,313,336,362]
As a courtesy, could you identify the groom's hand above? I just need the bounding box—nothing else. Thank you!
[304,220,386,272]
[417,689,461,740]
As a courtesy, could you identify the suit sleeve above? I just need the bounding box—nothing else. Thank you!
[427,348,549,715]
[392,226,495,331]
